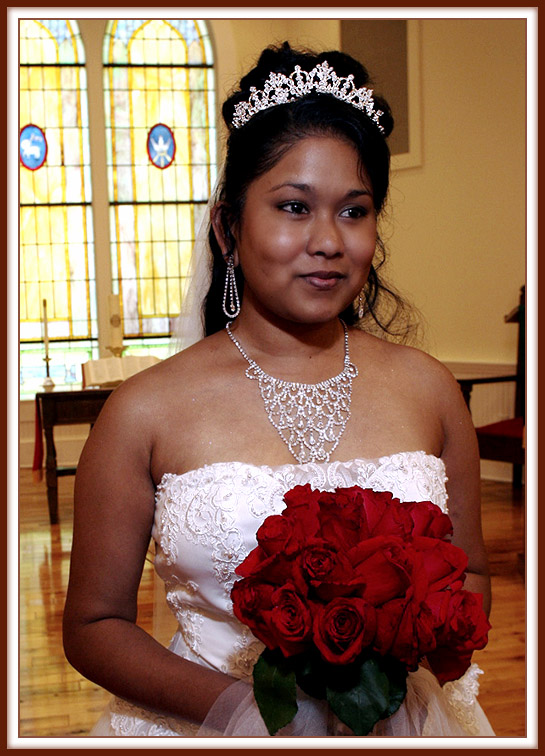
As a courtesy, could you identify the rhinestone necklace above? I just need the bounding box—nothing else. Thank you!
[225,321,359,464]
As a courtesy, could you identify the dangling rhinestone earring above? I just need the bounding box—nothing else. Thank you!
[222,254,241,319]
[358,291,365,319]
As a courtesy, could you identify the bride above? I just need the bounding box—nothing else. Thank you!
[63,42,494,737]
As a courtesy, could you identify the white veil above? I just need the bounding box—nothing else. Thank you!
[170,173,223,354]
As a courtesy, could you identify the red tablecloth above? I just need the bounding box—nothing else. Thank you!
[32,397,43,483]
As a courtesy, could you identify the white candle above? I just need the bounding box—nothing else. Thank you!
[42,299,49,356]
[108,293,124,350]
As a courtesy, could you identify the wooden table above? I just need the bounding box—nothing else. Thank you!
[456,373,517,409]
[35,388,113,524]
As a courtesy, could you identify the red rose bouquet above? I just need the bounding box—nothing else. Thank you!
[231,485,490,735]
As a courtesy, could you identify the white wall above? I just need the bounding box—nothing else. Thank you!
[387,18,526,364]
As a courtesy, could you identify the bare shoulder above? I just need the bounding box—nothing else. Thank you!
[86,332,229,452]
[350,328,463,412]
[102,333,227,411]
[392,342,462,405]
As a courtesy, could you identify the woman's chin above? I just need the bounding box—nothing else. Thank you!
[240,292,356,327]
[290,300,356,325]
[272,308,352,328]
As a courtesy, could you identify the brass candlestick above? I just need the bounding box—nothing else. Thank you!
[106,345,127,358]
[42,355,55,390]
[107,308,126,358]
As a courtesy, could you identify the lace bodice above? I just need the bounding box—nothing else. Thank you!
[151,450,448,678]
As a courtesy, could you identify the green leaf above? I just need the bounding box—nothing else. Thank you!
[379,655,409,719]
[292,649,328,700]
[253,648,298,735]
[326,653,408,736]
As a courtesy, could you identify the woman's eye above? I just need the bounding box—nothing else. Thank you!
[341,206,368,219]
[279,201,307,215]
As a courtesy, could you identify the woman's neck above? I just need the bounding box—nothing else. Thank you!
[226,308,348,382]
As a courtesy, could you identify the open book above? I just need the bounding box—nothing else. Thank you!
[82,355,161,388]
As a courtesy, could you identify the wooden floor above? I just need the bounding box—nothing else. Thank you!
[17,470,526,739]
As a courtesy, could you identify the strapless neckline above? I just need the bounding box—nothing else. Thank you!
[157,449,444,488]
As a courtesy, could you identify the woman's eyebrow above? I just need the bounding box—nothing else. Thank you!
[267,182,311,193]
[267,182,372,197]
[346,188,372,198]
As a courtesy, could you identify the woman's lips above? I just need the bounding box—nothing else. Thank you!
[301,271,344,290]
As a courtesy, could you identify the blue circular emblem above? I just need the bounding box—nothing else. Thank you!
[147,124,176,169]
[20,124,47,170]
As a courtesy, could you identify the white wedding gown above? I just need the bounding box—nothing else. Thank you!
[90,450,495,737]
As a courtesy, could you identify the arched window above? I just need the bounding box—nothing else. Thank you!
[19,19,96,396]
[103,20,216,353]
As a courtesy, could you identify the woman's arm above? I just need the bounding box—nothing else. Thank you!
[62,375,234,724]
[437,367,491,615]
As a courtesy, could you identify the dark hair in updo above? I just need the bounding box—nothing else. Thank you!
[203,42,418,341]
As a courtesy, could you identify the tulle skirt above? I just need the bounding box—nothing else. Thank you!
[89,663,494,737]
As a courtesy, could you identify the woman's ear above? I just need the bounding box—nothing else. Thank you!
[211,202,239,265]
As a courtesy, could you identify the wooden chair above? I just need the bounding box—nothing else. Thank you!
[459,286,525,489]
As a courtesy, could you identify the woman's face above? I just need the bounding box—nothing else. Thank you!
[232,135,377,325]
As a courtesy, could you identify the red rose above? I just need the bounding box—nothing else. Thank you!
[234,544,267,577]
[374,594,436,670]
[313,597,376,665]
[441,590,490,650]
[426,590,491,684]
[256,514,299,557]
[423,589,452,629]
[413,536,468,591]
[359,489,414,540]
[269,584,314,657]
[283,484,322,516]
[426,647,474,686]
[444,590,490,651]
[316,488,365,550]
[231,578,277,649]
[237,501,320,581]
[406,500,453,540]
[281,485,322,542]
[295,540,356,600]
[390,598,436,669]
[373,597,405,654]
[235,544,295,586]
[283,484,317,508]
[348,536,415,605]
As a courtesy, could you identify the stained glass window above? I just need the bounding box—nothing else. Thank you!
[19,19,97,397]
[103,20,216,347]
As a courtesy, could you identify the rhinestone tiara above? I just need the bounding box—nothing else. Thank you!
[231,60,385,133]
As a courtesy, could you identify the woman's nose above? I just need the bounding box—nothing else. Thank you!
[306,214,343,257]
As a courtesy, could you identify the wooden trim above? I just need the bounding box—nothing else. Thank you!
[391,19,422,171]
